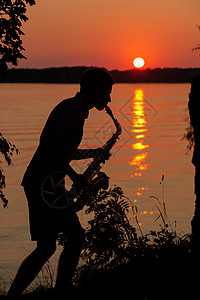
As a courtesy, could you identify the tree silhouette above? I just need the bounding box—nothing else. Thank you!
[0,0,35,206]
[0,0,36,72]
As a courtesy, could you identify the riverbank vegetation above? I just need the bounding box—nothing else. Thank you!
[0,185,196,299]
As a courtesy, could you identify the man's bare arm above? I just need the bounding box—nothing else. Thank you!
[70,148,111,161]
[70,149,96,160]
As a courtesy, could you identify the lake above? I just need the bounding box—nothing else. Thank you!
[0,83,194,285]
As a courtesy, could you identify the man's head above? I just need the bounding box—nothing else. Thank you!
[80,68,115,111]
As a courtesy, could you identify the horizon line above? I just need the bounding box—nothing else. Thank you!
[9,66,200,71]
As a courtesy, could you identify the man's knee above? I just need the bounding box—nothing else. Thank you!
[36,239,57,258]
[68,227,85,249]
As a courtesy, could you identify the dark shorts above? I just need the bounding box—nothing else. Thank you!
[24,186,83,242]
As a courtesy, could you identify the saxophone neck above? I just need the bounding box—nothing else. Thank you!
[102,105,122,152]
[105,105,122,135]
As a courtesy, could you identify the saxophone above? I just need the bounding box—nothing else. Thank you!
[41,106,122,211]
[73,105,122,212]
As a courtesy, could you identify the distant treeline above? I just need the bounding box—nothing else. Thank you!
[1,66,200,83]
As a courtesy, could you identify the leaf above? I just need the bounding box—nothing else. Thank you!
[25,0,36,6]
[0,134,19,207]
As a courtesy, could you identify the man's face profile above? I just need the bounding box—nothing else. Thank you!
[93,85,112,111]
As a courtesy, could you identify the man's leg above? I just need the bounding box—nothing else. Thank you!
[55,222,85,298]
[7,239,56,298]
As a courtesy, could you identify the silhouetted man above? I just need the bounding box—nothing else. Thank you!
[189,74,200,251]
[7,68,115,299]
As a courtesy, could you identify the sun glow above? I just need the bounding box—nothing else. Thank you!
[133,57,145,69]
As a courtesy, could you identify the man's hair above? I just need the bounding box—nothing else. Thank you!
[80,67,115,94]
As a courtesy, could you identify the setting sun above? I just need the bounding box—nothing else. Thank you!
[133,57,145,69]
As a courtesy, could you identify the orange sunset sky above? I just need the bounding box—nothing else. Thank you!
[19,0,200,70]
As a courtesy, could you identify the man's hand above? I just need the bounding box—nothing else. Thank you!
[94,147,111,163]
[72,173,89,192]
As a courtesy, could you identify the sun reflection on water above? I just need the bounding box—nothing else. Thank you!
[129,88,153,221]
[129,88,149,177]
